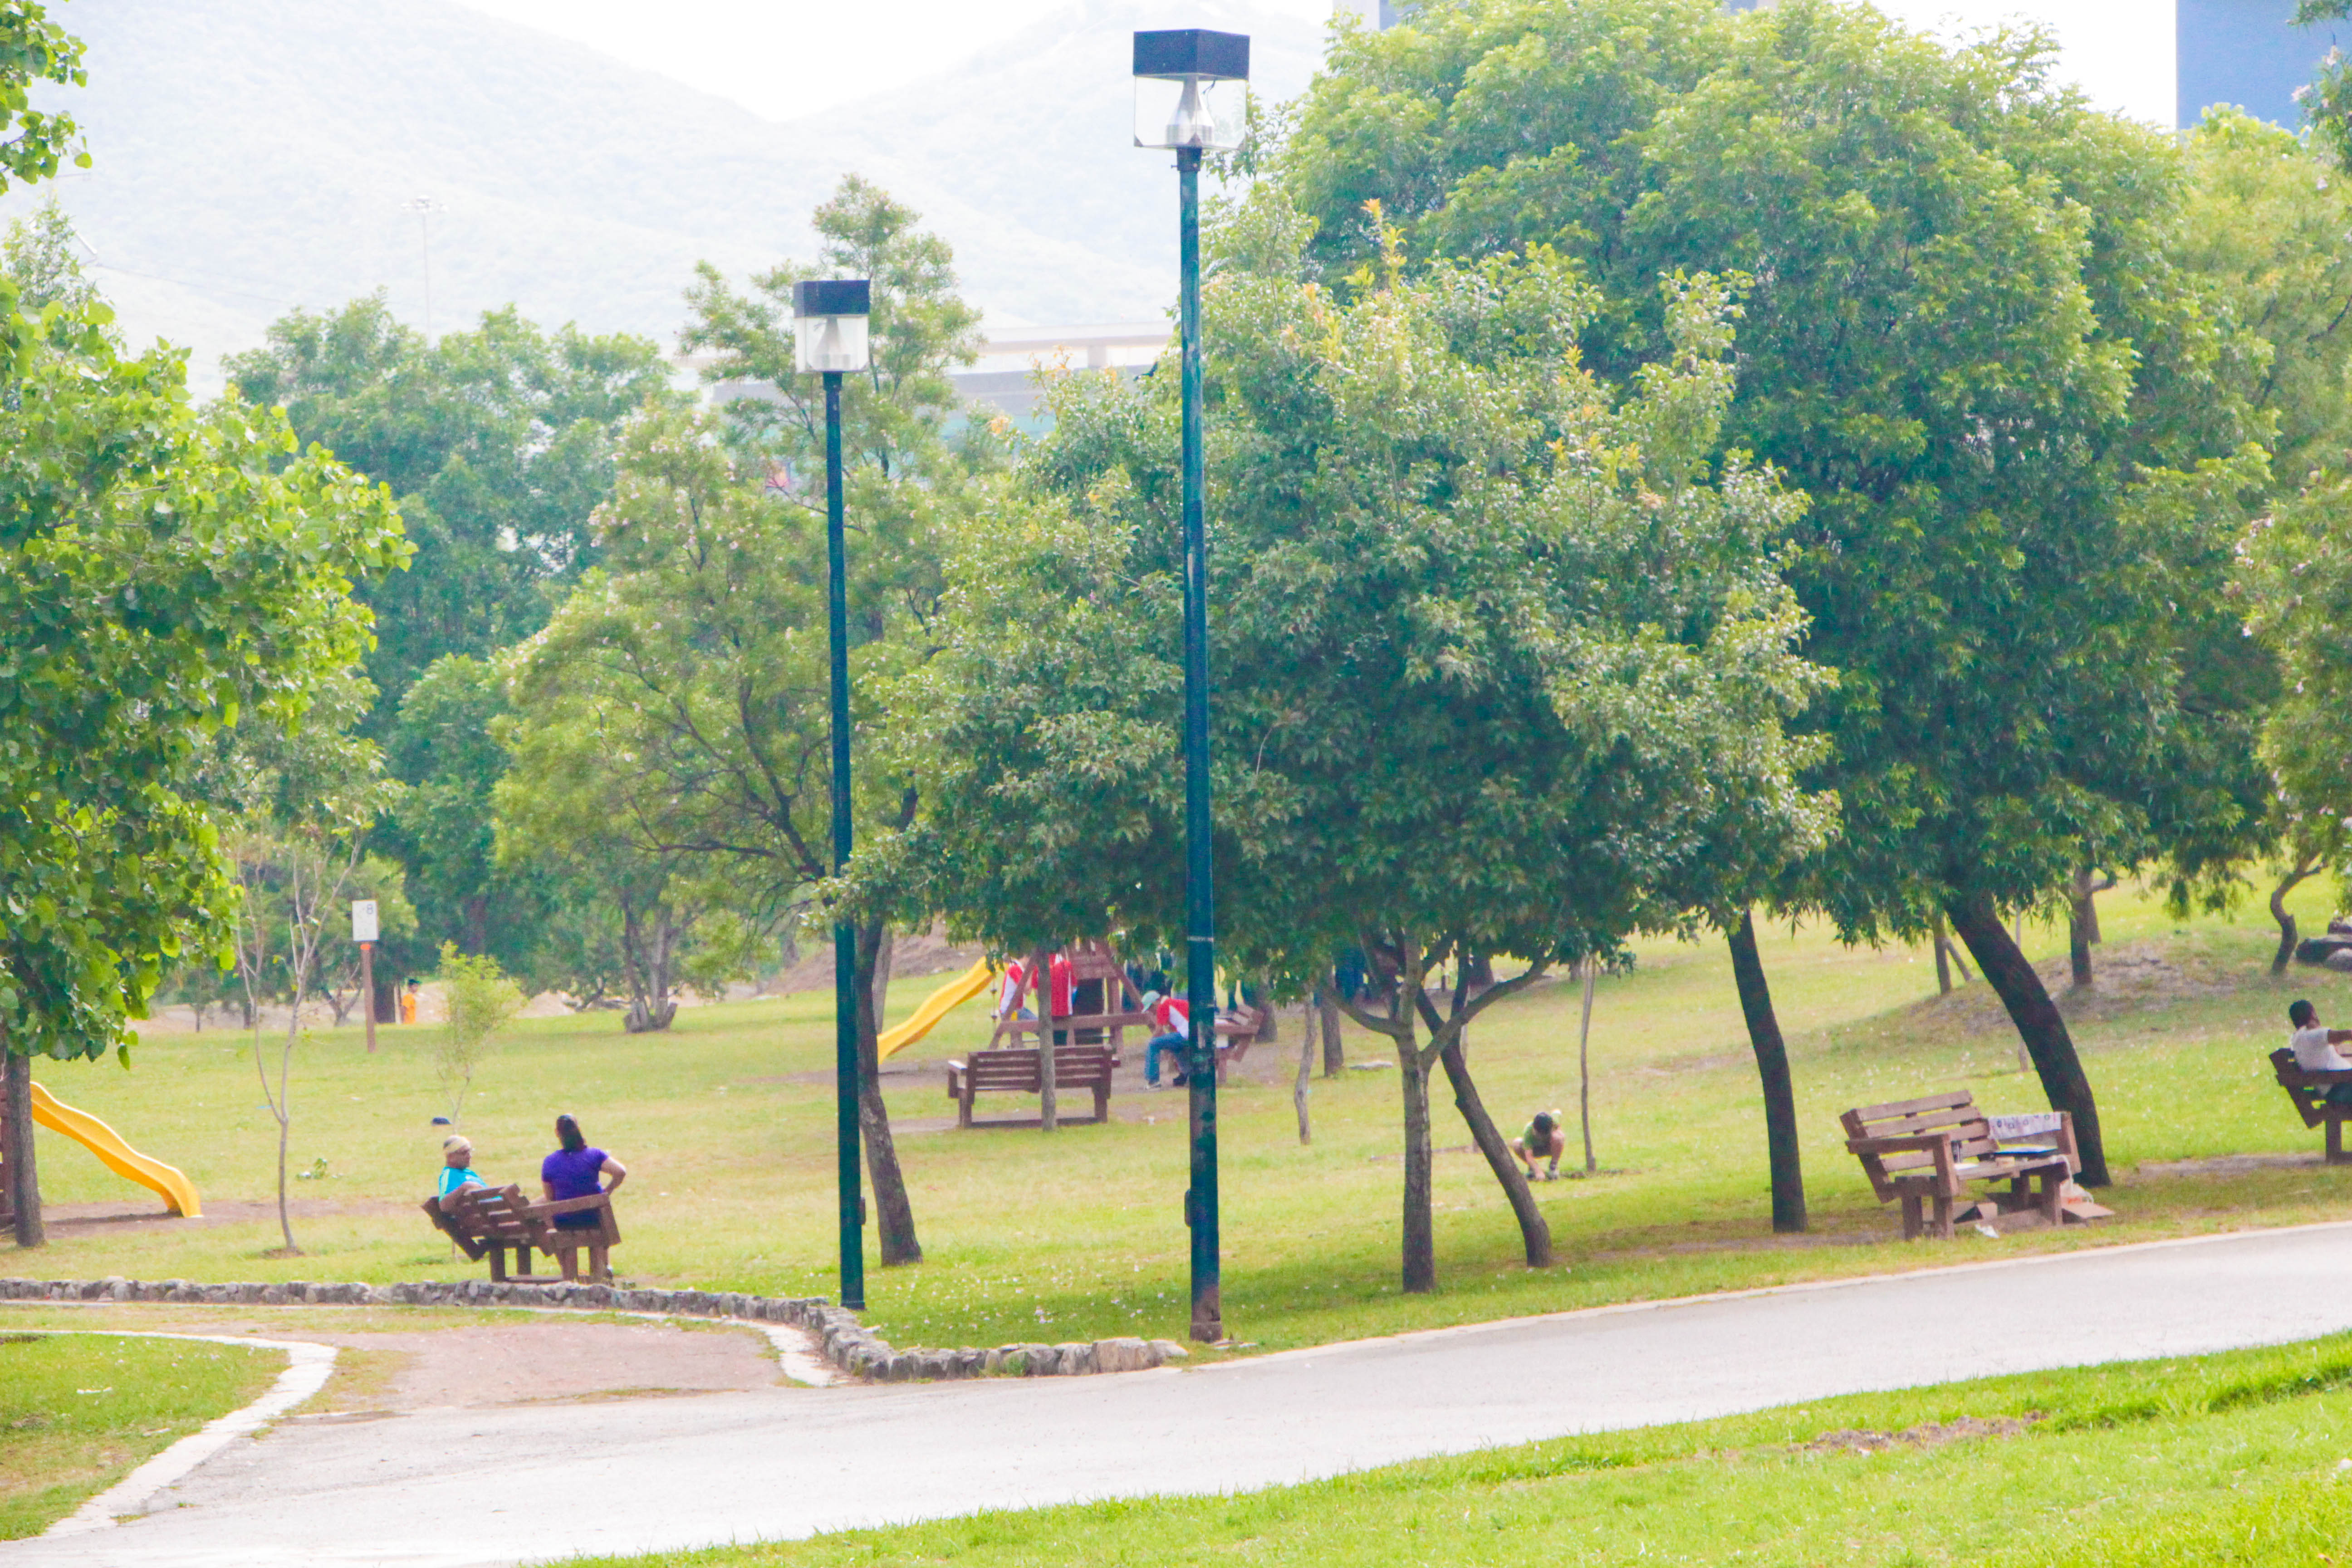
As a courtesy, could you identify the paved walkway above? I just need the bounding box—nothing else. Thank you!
[10,1223,2352,1568]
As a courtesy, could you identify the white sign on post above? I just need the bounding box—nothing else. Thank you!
[351,900,379,944]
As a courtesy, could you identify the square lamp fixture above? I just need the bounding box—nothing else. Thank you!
[1133,29,1250,151]
[794,278,871,374]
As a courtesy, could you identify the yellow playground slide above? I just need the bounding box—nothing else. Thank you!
[28,1082,202,1218]
[876,959,1001,1062]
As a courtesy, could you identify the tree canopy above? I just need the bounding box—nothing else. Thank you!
[890,192,1831,1289]
[1,333,407,1059]
[1280,0,2275,1185]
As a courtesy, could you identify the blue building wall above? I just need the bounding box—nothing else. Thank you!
[2180,0,2346,127]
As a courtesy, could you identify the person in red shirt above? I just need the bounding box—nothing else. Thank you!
[1142,991,1191,1088]
[1048,951,1076,1044]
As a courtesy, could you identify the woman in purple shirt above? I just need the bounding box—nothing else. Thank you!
[541,1113,627,1229]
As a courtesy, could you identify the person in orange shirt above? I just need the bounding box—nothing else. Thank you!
[400,980,420,1025]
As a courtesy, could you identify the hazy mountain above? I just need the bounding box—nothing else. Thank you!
[3,0,1326,383]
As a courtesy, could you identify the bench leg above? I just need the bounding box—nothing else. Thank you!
[1930,1194,1955,1240]
[2332,1117,2348,1166]
[557,1246,579,1282]
[2040,1168,2063,1228]
[1093,1082,1109,1123]
[1900,1194,1922,1241]
[489,1245,509,1283]
[959,1087,974,1129]
[589,1243,609,1283]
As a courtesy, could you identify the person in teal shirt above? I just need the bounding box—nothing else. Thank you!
[436,1134,487,1209]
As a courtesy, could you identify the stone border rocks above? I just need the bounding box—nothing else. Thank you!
[0,1276,1188,1383]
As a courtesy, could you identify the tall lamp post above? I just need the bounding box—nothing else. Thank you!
[795,276,873,1313]
[1134,27,1248,1345]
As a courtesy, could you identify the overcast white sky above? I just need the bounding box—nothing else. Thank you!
[453,0,2171,124]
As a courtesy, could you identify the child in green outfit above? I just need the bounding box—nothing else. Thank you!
[1513,1110,1566,1181]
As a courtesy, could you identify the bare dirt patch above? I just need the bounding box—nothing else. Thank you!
[38,1197,408,1237]
[1798,1413,2041,1456]
[2133,1152,2333,1179]
[282,1320,782,1412]
[771,927,985,997]
[1898,937,2243,1039]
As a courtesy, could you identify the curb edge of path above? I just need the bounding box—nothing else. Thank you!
[37,1332,338,1537]
[1215,1216,2352,1371]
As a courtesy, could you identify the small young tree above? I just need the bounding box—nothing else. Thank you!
[214,672,401,1256]
[435,943,524,1123]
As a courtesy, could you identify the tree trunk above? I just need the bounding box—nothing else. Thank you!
[2274,856,2321,976]
[1461,952,1495,995]
[1317,984,1344,1076]
[1397,1034,1435,1293]
[1726,910,1806,1234]
[4,1047,43,1248]
[1931,910,1969,994]
[1577,958,1597,1174]
[1436,1031,1553,1266]
[463,895,489,956]
[855,919,920,1266]
[2066,868,2110,989]
[1948,895,2109,1186]
[1256,978,1278,1042]
[374,978,399,1024]
[1294,1006,1315,1145]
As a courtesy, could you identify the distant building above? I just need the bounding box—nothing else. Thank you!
[2179,0,2345,127]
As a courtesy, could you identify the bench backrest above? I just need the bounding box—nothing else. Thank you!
[960,1046,1117,1092]
[444,1183,538,1243]
[1840,1090,1996,1198]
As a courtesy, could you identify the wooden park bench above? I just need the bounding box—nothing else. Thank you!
[2269,1047,2352,1165]
[422,1182,621,1283]
[1841,1091,2074,1240]
[945,1045,1115,1128]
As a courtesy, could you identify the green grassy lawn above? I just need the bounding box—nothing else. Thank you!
[557,1333,2352,1568]
[10,877,2352,1355]
[0,1331,280,1539]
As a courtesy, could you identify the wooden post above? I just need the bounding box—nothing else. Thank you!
[1032,946,1057,1132]
[360,941,377,1053]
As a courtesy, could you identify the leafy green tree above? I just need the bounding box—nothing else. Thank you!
[386,654,549,987]
[3,197,104,322]
[0,0,405,1247]
[1283,0,2273,1189]
[209,667,404,1255]
[2179,111,2352,968]
[493,680,764,1034]
[225,299,676,975]
[0,332,405,1073]
[434,943,524,1124]
[0,3,85,194]
[498,177,997,1267]
[225,299,676,717]
[889,196,1831,1294]
[2294,2,2352,167]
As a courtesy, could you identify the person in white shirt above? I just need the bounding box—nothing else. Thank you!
[2289,1000,2352,1105]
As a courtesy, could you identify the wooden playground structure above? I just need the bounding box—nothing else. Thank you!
[942,940,1262,1129]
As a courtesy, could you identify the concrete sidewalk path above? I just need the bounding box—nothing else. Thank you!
[10,1222,2352,1568]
